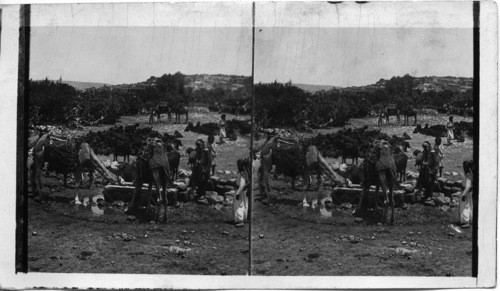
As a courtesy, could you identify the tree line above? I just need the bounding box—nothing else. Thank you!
[254,74,473,129]
[29,72,252,127]
[29,73,472,129]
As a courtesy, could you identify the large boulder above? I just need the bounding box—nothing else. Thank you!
[433,193,451,206]
[206,192,224,205]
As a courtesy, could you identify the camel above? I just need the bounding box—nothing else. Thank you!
[125,138,172,222]
[400,108,418,126]
[254,136,350,205]
[172,106,189,124]
[149,102,172,124]
[353,141,397,224]
[30,131,122,197]
[384,107,400,124]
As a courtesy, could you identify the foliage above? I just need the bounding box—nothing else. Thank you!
[29,78,78,125]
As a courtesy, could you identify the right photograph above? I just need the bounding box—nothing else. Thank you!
[251,2,475,276]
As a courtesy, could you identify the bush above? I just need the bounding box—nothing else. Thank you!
[29,79,78,124]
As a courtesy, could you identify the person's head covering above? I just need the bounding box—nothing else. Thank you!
[195,139,205,149]
[422,141,431,150]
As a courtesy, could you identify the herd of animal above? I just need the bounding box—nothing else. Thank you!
[148,102,189,124]
[27,108,471,224]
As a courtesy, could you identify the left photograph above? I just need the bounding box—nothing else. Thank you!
[24,3,253,274]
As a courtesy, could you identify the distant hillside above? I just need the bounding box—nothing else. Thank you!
[110,73,251,92]
[293,83,340,93]
[62,80,109,90]
[341,76,473,93]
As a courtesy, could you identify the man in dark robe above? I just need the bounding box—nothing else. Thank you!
[192,139,211,199]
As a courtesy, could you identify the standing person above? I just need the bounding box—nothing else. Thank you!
[377,110,385,126]
[434,136,444,177]
[419,141,438,203]
[459,159,474,228]
[375,140,397,206]
[218,114,227,144]
[253,135,277,203]
[446,116,455,145]
[207,135,217,176]
[192,139,211,200]
[233,158,250,227]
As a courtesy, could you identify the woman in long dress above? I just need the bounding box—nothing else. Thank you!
[207,135,217,176]
[233,158,250,227]
[446,116,455,145]
[434,137,444,177]
[459,160,474,228]
[219,114,227,144]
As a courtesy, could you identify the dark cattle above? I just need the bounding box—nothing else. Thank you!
[115,161,137,182]
[393,148,408,182]
[113,140,132,162]
[389,135,411,152]
[336,165,363,185]
[413,149,423,170]
[167,150,181,180]
[125,123,140,133]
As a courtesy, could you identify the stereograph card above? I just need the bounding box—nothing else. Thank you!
[0,0,497,289]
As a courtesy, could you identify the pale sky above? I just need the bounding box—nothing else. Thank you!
[30,2,473,87]
[254,27,473,87]
[30,3,253,84]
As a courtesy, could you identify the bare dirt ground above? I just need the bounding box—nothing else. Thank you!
[27,112,473,276]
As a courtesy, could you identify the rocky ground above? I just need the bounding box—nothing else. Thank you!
[27,112,473,276]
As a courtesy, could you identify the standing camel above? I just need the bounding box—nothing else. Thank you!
[125,138,171,222]
[400,108,418,126]
[384,107,400,124]
[353,141,397,224]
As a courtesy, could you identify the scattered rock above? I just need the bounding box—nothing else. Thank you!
[259,234,264,239]
[216,170,224,175]
[224,170,232,175]
[112,200,124,207]
[437,177,448,184]
[32,231,38,236]
[440,205,450,212]
[444,172,451,176]
[167,246,192,255]
[206,192,224,205]
[222,231,229,236]
[406,171,419,179]
[126,215,136,221]
[340,202,352,209]
[81,251,94,257]
[434,195,451,206]
[354,217,364,223]
[306,253,321,261]
[395,247,417,257]
[424,199,435,206]
[452,172,460,176]
[196,198,209,205]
